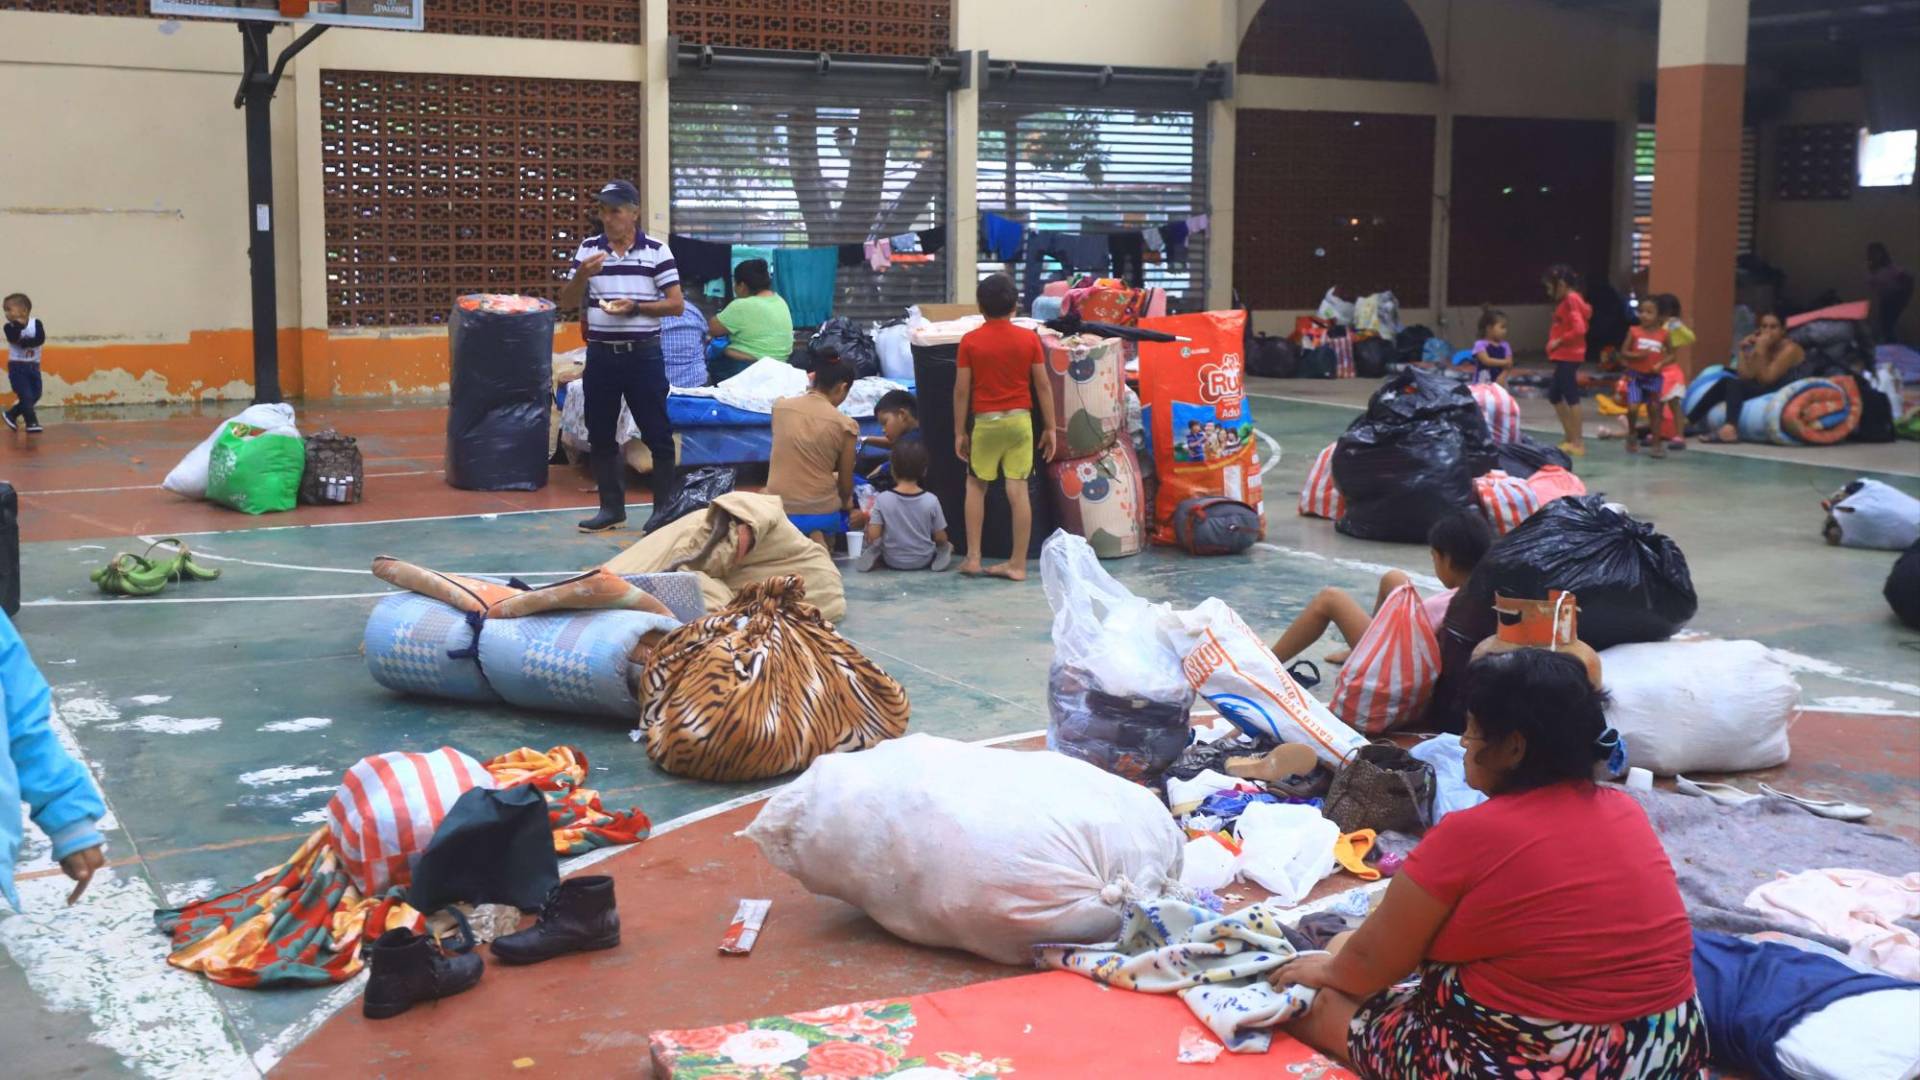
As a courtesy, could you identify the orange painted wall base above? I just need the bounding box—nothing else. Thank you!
[30,323,585,406]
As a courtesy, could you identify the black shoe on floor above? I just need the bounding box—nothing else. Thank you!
[491,875,621,965]
[1,413,14,432]
[25,424,42,434]
[362,923,484,1020]
[577,507,627,532]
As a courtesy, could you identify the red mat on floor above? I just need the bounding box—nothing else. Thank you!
[649,970,1356,1078]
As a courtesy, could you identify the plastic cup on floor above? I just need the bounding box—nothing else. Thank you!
[846,533,864,558]
[1625,766,1654,791]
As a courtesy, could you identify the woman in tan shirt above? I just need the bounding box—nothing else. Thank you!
[767,361,862,548]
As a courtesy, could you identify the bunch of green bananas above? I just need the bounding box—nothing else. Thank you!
[90,539,222,597]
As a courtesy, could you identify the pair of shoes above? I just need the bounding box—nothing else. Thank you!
[89,539,221,596]
[1674,775,1872,820]
[362,876,621,1020]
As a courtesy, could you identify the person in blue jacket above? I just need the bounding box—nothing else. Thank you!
[1,612,106,908]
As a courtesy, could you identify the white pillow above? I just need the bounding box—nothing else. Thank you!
[1775,987,1920,1080]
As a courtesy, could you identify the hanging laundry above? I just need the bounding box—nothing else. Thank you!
[707,244,773,300]
[668,234,732,292]
[1162,220,1192,262]
[1108,232,1147,287]
[1144,226,1167,254]
[916,224,947,254]
[982,212,1025,261]
[889,232,923,254]
[1187,213,1210,235]
[1023,232,1112,305]
[836,243,866,268]
[772,246,839,328]
[864,237,893,272]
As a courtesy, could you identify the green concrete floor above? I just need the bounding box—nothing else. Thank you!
[3,391,1919,1076]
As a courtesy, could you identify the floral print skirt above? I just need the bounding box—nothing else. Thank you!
[1347,964,1708,1080]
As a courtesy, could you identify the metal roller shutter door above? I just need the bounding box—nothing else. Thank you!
[670,72,949,330]
[977,89,1210,311]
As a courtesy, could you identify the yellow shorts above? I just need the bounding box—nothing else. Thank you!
[969,410,1034,482]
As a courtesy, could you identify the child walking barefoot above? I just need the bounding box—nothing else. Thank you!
[1543,266,1590,457]
[1618,298,1675,459]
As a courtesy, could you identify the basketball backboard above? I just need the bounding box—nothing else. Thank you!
[149,0,422,32]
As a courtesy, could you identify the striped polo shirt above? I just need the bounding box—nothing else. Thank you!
[571,231,680,342]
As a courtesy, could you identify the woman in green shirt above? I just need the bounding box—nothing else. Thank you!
[706,258,795,382]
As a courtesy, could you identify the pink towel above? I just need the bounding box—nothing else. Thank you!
[1746,869,1920,979]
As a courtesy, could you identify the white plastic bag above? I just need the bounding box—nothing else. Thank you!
[874,320,916,382]
[1042,531,1189,703]
[1825,479,1920,551]
[744,734,1184,965]
[1179,835,1240,892]
[1159,598,1368,767]
[1233,802,1338,906]
[163,403,297,499]
[1408,734,1487,822]
[1601,639,1800,775]
[1316,288,1355,327]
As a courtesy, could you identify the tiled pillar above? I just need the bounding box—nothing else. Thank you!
[1650,0,1747,374]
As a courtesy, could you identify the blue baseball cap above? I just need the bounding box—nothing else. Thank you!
[594,179,640,207]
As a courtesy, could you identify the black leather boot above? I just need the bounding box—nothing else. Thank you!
[640,448,682,535]
[577,450,628,532]
[491,875,621,965]
[362,924,484,1020]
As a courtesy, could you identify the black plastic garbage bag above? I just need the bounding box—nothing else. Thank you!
[1395,325,1434,367]
[1353,336,1393,379]
[1332,368,1498,543]
[809,317,880,377]
[1496,433,1574,478]
[646,466,736,534]
[1455,494,1697,651]
[1888,539,1920,630]
[1248,334,1298,378]
[1298,345,1337,379]
[446,299,555,491]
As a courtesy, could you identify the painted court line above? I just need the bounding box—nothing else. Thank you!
[25,591,398,607]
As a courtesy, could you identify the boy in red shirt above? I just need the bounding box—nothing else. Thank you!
[952,274,1057,580]
[1543,264,1591,457]
[1618,298,1678,459]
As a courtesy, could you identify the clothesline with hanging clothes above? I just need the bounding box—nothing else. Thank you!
[668,226,950,322]
[978,211,1211,302]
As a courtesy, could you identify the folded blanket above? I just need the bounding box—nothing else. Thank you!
[669,357,904,418]
[1037,899,1316,1053]
[155,746,649,989]
[1629,787,1920,951]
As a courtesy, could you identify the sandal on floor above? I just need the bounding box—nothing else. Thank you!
[1759,783,1872,821]
[1674,775,1763,807]
[1225,742,1320,784]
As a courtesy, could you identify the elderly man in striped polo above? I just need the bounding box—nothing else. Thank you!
[558,179,685,533]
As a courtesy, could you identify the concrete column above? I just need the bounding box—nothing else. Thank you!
[1650,0,1748,374]
[1206,96,1235,312]
[642,0,672,237]
[292,51,332,400]
[946,2,979,305]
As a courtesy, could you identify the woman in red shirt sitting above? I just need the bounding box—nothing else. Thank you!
[1269,649,1706,1079]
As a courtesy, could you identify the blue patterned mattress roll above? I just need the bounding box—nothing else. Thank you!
[364,592,499,703]
[478,609,681,719]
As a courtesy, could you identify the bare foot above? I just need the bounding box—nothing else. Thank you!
[1325,648,1351,665]
[983,562,1027,581]
[958,561,983,577]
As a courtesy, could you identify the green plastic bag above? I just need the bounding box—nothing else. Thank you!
[205,420,305,514]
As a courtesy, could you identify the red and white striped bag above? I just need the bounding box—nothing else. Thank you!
[325,748,497,896]
[1297,441,1345,520]
[1475,469,1543,534]
[1469,382,1522,443]
[1329,584,1442,734]
[1329,331,1355,379]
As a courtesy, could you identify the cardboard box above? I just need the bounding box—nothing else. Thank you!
[917,303,980,321]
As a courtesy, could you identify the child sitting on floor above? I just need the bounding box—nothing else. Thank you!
[858,437,952,573]
[864,389,921,492]
[768,360,864,549]
[1271,510,1493,664]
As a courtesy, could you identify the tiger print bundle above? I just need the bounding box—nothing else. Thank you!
[640,576,908,781]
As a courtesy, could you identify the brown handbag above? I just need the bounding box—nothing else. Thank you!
[1322,742,1436,835]
[641,576,909,782]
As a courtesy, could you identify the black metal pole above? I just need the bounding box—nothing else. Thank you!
[234,20,325,405]
[240,21,280,403]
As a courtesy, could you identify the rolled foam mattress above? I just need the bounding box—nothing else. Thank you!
[1685,365,1861,446]
[479,608,679,718]
[365,592,498,704]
